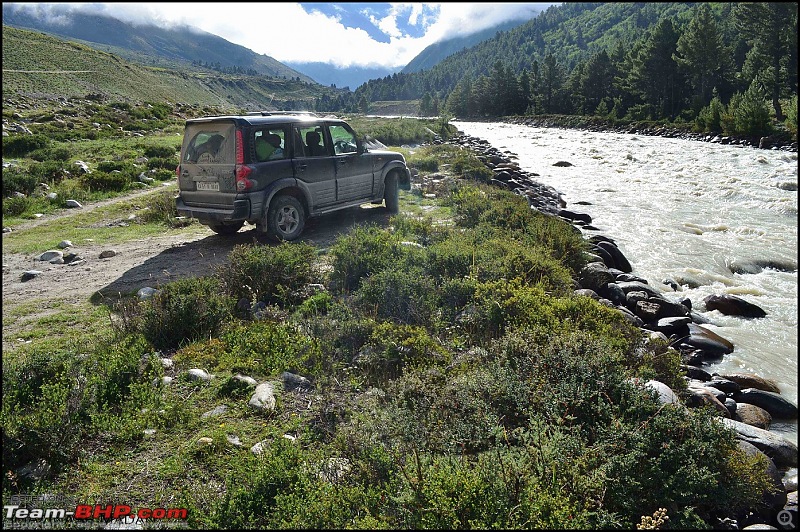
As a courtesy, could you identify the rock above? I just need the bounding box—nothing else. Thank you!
[37,250,63,262]
[578,262,615,292]
[595,240,632,273]
[65,199,83,208]
[720,418,798,468]
[99,249,117,258]
[704,294,767,318]
[201,405,229,418]
[718,373,781,394]
[57,240,72,249]
[733,403,772,430]
[685,386,730,417]
[197,437,213,446]
[21,270,43,282]
[233,374,258,387]
[282,371,313,392]
[250,440,270,455]
[248,382,276,411]
[187,368,214,382]
[682,323,734,355]
[682,365,712,381]
[737,441,787,511]
[137,287,158,300]
[705,377,742,394]
[733,389,798,420]
[553,161,573,167]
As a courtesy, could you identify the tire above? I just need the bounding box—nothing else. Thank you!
[384,172,399,214]
[267,195,305,241]
[207,221,244,235]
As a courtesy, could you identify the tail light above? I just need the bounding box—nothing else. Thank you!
[234,129,254,191]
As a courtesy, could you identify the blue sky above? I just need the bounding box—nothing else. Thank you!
[7,2,556,68]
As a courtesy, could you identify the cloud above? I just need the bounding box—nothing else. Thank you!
[7,2,555,69]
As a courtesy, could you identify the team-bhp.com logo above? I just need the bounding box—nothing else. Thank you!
[4,502,188,525]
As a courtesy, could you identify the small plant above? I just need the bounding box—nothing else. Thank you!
[637,508,669,529]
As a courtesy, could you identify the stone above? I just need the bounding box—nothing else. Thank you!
[733,389,798,420]
[720,418,798,468]
[248,382,276,411]
[718,373,781,394]
[704,294,767,318]
[187,368,213,382]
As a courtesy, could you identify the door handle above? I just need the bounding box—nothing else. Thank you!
[298,164,308,171]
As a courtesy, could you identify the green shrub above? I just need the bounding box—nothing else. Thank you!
[785,94,798,141]
[82,170,131,192]
[695,95,726,133]
[2,134,49,157]
[151,168,176,181]
[722,82,773,137]
[354,267,439,326]
[2,166,38,197]
[142,144,179,159]
[3,195,29,216]
[97,160,133,173]
[29,146,72,162]
[329,225,403,292]
[140,276,232,351]
[28,160,70,184]
[217,242,319,307]
[147,156,179,170]
[138,189,184,227]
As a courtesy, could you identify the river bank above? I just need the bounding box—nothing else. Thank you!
[483,114,799,153]
[446,126,798,529]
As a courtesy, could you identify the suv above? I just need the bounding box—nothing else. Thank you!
[175,112,411,240]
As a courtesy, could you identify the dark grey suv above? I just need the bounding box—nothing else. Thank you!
[175,112,411,240]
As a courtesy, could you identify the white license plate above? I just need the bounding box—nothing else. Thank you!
[196,181,219,191]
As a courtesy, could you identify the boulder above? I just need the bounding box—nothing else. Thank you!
[735,403,773,430]
[704,294,767,318]
[720,418,798,468]
[733,389,798,420]
[683,323,734,355]
[718,373,781,394]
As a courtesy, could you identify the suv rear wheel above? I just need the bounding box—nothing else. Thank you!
[267,195,305,241]
[208,221,244,235]
[384,172,399,214]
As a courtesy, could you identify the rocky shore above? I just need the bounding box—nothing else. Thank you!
[444,130,799,530]
[501,115,799,153]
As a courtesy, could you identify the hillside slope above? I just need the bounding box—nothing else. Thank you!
[2,25,340,110]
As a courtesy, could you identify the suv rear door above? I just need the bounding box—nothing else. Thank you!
[178,121,237,209]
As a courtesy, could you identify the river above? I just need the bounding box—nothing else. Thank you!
[454,120,798,446]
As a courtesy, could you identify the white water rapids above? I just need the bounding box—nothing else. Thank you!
[454,120,798,446]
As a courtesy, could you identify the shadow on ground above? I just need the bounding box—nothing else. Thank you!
[91,204,392,305]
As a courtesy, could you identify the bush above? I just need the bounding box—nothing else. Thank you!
[3,195,29,216]
[139,189,183,227]
[140,276,232,351]
[82,170,131,192]
[722,82,773,138]
[695,95,726,133]
[29,146,72,162]
[2,166,38,197]
[2,134,49,157]
[785,94,798,141]
[150,168,176,181]
[354,267,439,326]
[147,156,179,170]
[217,242,319,307]
[329,225,403,292]
[142,144,179,159]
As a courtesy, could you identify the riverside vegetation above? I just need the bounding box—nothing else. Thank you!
[1,101,780,529]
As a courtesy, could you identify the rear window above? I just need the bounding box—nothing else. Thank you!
[182,122,236,164]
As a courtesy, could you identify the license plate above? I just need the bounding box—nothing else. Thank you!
[196,181,219,191]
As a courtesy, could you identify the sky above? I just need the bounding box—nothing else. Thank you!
[8,2,556,69]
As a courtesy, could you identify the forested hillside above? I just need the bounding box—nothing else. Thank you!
[356,2,798,139]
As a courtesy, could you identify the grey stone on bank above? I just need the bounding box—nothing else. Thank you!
[37,250,63,262]
[21,270,43,281]
[57,240,72,249]
[99,249,118,258]
[248,382,276,411]
[187,368,214,382]
[682,323,735,355]
[733,389,798,420]
[719,373,781,394]
[65,199,83,208]
[137,287,158,300]
[201,405,229,418]
[721,418,798,468]
[577,261,615,292]
[682,365,713,381]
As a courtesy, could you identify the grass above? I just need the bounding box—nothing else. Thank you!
[1,103,776,529]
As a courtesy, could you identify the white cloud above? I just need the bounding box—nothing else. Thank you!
[8,2,556,69]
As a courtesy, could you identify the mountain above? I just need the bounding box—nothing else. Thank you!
[402,18,534,74]
[1,25,344,111]
[1,3,316,83]
[283,62,397,91]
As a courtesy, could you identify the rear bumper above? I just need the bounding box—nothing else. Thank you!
[176,196,251,223]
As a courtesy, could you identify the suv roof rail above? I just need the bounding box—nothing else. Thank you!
[246,110,319,117]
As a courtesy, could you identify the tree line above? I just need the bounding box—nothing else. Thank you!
[353,3,798,138]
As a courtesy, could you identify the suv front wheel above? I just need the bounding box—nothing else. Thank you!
[267,195,305,241]
[384,172,399,214]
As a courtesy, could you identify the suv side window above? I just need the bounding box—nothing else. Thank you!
[329,124,358,155]
[254,127,287,162]
[295,125,329,157]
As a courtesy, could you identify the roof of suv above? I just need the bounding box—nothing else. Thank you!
[185,112,347,126]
